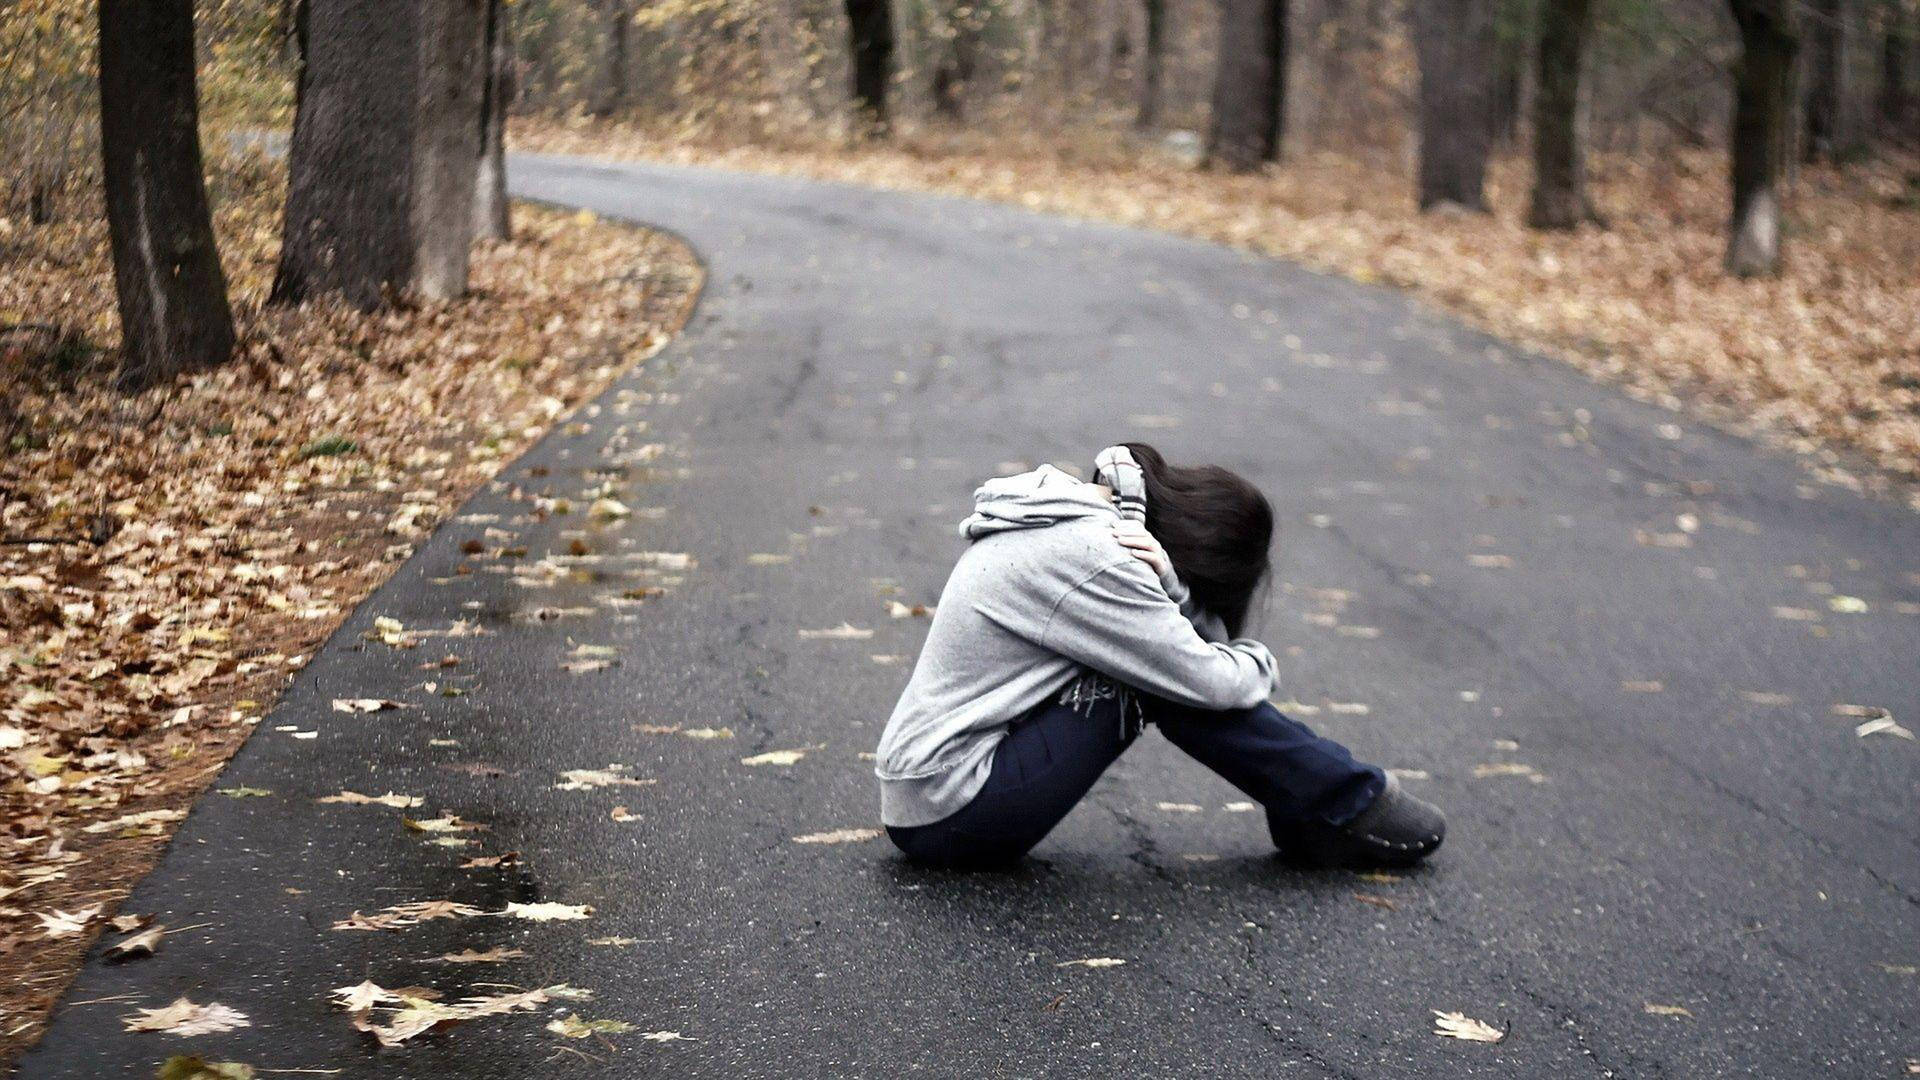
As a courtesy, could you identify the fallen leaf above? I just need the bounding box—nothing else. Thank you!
[1326,701,1370,715]
[1352,892,1399,911]
[405,815,489,833]
[610,805,637,821]
[105,923,166,960]
[640,1031,694,1042]
[109,914,149,933]
[331,900,483,931]
[158,1057,255,1080]
[320,790,424,808]
[216,786,272,798]
[1155,801,1202,813]
[681,726,734,740]
[1431,1010,1504,1043]
[124,998,251,1036]
[870,654,907,664]
[886,600,933,618]
[589,497,632,520]
[458,852,520,868]
[561,658,615,674]
[555,766,655,790]
[798,623,874,640]
[501,901,594,921]
[1221,801,1258,813]
[792,827,882,844]
[1055,957,1127,968]
[37,904,101,938]
[548,1013,635,1038]
[1644,1003,1693,1018]
[1832,703,1891,718]
[331,981,401,1012]
[742,749,806,766]
[83,809,185,834]
[331,697,408,713]
[1856,716,1915,740]
[434,947,526,964]
[1827,595,1869,613]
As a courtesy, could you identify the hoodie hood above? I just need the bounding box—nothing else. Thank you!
[957,465,1116,541]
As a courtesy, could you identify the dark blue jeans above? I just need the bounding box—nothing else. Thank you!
[887,674,1386,866]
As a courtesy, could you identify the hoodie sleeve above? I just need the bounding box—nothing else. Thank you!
[1036,557,1276,711]
[1160,570,1230,644]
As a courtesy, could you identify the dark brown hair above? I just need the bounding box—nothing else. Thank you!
[1120,442,1274,637]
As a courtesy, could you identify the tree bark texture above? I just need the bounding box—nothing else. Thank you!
[1726,0,1799,276]
[98,0,236,390]
[273,0,485,308]
[1413,0,1498,210]
[1208,0,1287,171]
[1528,0,1599,228]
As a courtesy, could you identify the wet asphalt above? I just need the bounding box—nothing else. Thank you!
[17,154,1920,1078]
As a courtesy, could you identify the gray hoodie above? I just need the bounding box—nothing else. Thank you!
[874,465,1279,827]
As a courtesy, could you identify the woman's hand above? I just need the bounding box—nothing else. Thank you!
[1111,521,1171,582]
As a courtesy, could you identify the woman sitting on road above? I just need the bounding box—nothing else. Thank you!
[873,443,1445,868]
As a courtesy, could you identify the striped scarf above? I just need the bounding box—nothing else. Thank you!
[1070,444,1151,739]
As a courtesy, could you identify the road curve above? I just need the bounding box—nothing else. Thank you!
[18,153,1919,1078]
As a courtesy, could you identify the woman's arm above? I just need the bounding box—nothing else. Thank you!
[1036,556,1276,711]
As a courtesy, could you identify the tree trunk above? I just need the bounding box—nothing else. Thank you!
[845,0,894,128]
[474,0,512,241]
[588,0,630,118]
[1413,0,1497,210]
[1136,0,1166,129]
[272,0,485,308]
[97,0,236,391]
[1726,0,1799,276]
[1803,0,1851,159]
[1881,0,1913,136]
[930,3,981,120]
[1208,0,1287,171]
[1528,0,1599,228]
[1490,1,1530,145]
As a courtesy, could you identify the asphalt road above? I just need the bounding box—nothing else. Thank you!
[19,155,1920,1079]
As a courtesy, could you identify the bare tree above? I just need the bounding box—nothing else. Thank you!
[1803,0,1853,159]
[929,2,983,120]
[1137,0,1167,129]
[1528,0,1601,228]
[97,0,235,390]
[1413,0,1497,210]
[1726,0,1799,276]
[475,0,513,241]
[1208,0,1287,171]
[845,0,895,129]
[588,0,632,118]
[1880,0,1914,137]
[273,0,486,307]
